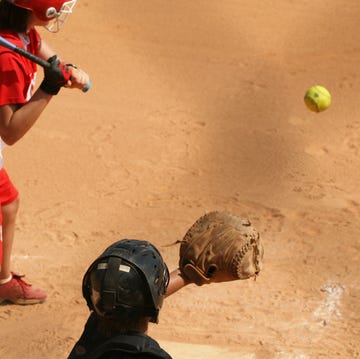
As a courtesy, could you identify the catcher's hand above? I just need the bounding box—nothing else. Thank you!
[179,211,264,286]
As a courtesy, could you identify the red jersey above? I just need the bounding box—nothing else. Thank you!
[0,29,41,105]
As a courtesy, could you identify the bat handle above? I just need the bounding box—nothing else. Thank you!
[82,80,91,93]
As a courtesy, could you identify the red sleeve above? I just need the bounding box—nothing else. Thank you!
[0,52,29,105]
[0,29,40,106]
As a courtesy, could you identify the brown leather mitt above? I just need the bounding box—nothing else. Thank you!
[179,211,264,286]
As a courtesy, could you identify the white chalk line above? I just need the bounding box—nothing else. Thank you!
[312,281,345,325]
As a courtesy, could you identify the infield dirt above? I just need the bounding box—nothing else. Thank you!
[1,1,359,358]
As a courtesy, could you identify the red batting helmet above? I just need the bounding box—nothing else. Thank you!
[5,0,77,31]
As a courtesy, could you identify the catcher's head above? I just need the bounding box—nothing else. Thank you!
[82,239,169,324]
[4,0,77,32]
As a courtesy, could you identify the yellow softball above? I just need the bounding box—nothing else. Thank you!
[304,85,331,113]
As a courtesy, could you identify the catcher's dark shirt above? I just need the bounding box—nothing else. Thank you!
[67,313,171,359]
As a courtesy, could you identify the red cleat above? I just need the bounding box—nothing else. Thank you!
[0,273,47,305]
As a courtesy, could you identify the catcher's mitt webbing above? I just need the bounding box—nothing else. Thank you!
[179,211,263,286]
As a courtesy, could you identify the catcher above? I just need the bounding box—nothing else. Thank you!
[67,211,263,359]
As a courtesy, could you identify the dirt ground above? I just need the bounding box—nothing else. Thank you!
[1,1,360,358]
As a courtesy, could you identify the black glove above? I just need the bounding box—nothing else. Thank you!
[40,55,71,95]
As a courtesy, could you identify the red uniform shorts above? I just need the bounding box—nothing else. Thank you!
[0,168,19,265]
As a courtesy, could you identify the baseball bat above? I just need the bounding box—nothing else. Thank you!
[0,35,91,92]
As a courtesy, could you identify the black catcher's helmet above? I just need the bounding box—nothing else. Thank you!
[82,239,169,323]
